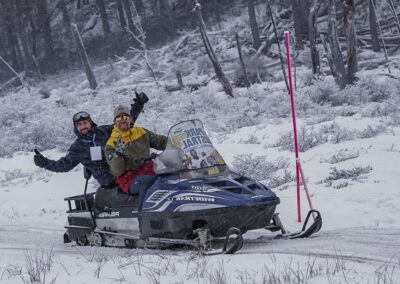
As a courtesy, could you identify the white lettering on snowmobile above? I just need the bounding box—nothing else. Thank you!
[191,185,212,192]
[173,196,215,202]
[98,211,120,218]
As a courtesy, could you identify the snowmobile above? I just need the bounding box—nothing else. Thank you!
[63,120,322,255]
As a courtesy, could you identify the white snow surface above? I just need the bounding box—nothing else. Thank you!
[1,34,400,284]
[1,120,400,283]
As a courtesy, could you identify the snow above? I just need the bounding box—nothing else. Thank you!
[1,14,400,284]
[1,116,400,283]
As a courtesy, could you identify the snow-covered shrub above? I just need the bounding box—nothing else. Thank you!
[275,125,328,152]
[357,125,385,139]
[306,79,339,105]
[22,248,55,284]
[321,149,360,164]
[324,165,372,183]
[326,125,355,144]
[362,102,398,118]
[231,154,294,189]
[388,111,400,126]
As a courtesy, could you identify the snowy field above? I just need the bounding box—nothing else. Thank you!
[1,28,400,283]
[1,112,400,283]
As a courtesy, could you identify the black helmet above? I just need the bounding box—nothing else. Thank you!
[72,111,93,127]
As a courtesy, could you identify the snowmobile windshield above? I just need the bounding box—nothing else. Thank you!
[154,120,228,178]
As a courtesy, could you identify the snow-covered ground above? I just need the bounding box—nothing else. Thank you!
[1,116,400,283]
[1,20,400,283]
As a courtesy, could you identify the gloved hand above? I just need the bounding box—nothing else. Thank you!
[33,149,49,168]
[115,135,128,155]
[145,152,158,162]
[83,166,92,180]
[134,91,149,105]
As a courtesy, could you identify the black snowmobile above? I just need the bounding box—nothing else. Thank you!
[63,120,322,254]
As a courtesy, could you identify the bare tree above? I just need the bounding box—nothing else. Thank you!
[15,0,35,72]
[123,0,135,33]
[36,0,53,58]
[236,32,251,88]
[247,0,261,50]
[385,0,400,34]
[127,0,159,85]
[212,0,222,28]
[193,0,233,97]
[116,0,127,28]
[159,0,175,38]
[0,0,22,70]
[369,0,381,52]
[371,0,392,73]
[309,0,320,75]
[266,0,289,92]
[292,0,304,49]
[343,0,358,84]
[72,24,97,90]
[95,0,111,35]
[323,0,346,89]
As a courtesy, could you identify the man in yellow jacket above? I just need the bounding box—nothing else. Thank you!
[105,105,167,196]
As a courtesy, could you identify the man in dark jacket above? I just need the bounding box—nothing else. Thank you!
[33,92,149,187]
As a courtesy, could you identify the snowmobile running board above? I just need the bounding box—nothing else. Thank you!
[271,210,322,240]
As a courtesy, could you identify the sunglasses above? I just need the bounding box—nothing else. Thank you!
[73,111,90,123]
[115,115,130,122]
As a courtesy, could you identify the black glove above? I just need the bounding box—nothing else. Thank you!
[83,166,92,180]
[134,91,149,105]
[33,149,49,168]
[131,92,149,124]
[144,152,158,162]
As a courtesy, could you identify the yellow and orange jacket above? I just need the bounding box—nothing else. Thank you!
[105,125,167,192]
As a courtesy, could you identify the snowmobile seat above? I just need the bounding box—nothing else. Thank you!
[94,185,139,210]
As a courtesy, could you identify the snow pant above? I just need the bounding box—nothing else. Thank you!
[128,175,158,211]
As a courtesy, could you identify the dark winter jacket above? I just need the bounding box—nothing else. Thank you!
[42,123,115,187]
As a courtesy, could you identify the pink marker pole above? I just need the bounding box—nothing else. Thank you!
[284,31,301,223]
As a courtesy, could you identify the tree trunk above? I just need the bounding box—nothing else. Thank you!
[193,1,233,98]
[212,0,222,28]
[159,0,174,38]
[15,0,35,72]
[176,71,185,89]
[24,0,38,57]
[60,0,74,64]
[292,0,304,49]
[343,0,358,84]
[247,0,261,50]
[0,0,22,70]
[123,0,135,33]
[133,0,144,14]
[236,33,251,88]
[369,0,380,52]
[36,0,53,57]
[299,0,310,39]
[325,0,346,89]
[386,0,400,34]
[116,0,127,28]
[309,0,320,75]
[267,0,289,92]
[95,0,111,35]
[72,24,98,90]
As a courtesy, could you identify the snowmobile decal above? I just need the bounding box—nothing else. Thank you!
[172,195,215,202]
[98,211,120,218]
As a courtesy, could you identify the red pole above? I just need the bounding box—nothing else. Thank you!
[284,31,301,223]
